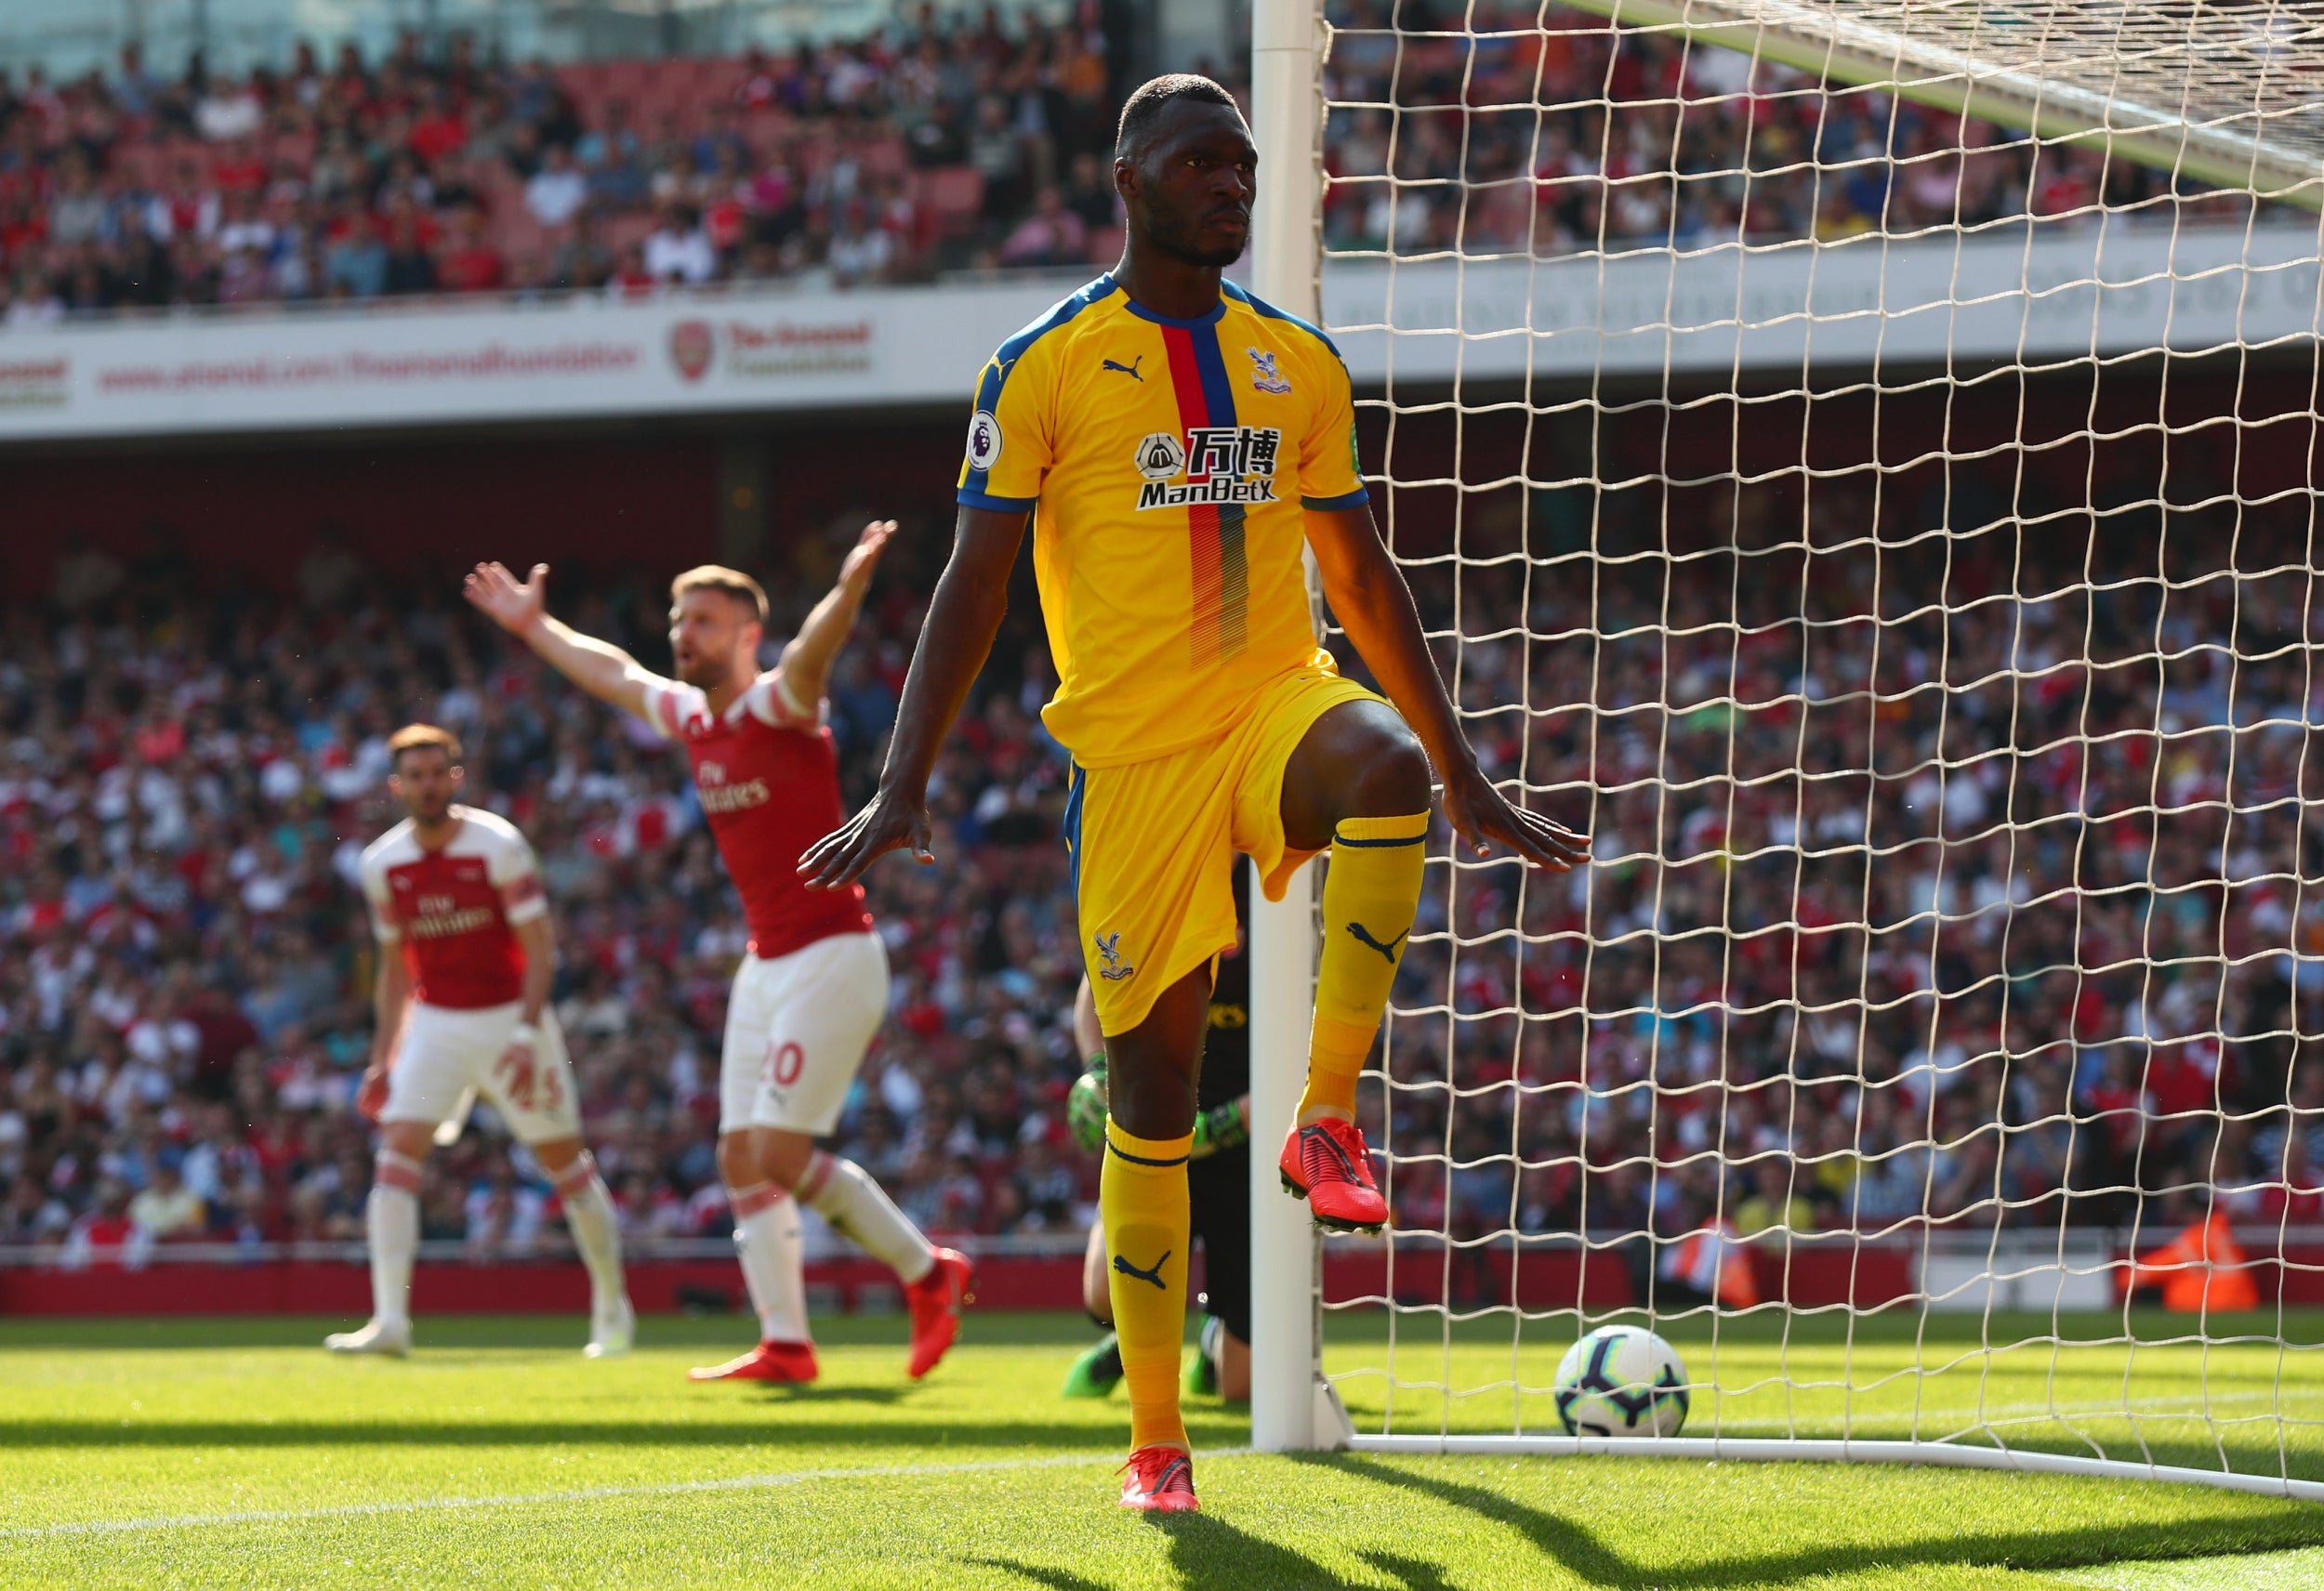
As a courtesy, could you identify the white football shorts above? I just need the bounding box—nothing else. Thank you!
[719,930,891,1137]
[381,1001,580,1146]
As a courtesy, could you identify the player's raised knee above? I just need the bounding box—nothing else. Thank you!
[1341,716,1433,819]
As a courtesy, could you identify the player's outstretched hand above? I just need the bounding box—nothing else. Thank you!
[1441,762,1589,872]
[798,787,935,889]
[838,519,897,590]
[464,561,549,634]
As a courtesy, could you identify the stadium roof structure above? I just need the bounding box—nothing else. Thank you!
[1550,0,2324,206]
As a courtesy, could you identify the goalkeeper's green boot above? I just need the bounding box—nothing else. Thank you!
[1062,1332,1123,1399]
[1183,1316,1222,1399]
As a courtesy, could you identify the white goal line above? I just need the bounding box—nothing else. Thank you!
[1345,1435,2324,1502]
[3,1447,1251,1543]
[1327,1386,2324,1432]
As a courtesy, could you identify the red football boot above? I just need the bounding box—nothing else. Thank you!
[904,1247,974,1380]
[1278,1117,1389,1232]
[687,1339,819,1383]
[1118,1446,1199,1512]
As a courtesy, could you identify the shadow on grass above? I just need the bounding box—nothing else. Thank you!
[0,1413,1250,1451]
[1146,1510,1348,1590]
[964,1557,1116,1591]
[1312,1453,2324,1588]
[1355,1548,1469,1591]
[746,1385,910,1406]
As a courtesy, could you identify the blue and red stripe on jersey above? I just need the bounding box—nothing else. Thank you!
[1158,322,1249,667]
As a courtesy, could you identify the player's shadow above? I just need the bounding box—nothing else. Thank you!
[1353,1550,1466,1591]
[1145,1511,1348,1589]
[1307,1453,2324,1587]
[747,1384,908,1405]
[962,1557,1115,1591]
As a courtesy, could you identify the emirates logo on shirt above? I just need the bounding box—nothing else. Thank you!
[696,760,772,814]
[407,893,497,939]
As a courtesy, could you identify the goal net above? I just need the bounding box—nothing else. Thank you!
[1248,0,2324,1496]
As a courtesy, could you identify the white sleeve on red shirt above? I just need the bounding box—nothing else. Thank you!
[744,668,820,729]
[643,673,820,735]
[358,841,401,943]
[469,810,549,925]
[640,678,713,741]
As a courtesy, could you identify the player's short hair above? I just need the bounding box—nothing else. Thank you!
[388,723,461,769]
[1116,74,1240,160]
[669,564,770,625]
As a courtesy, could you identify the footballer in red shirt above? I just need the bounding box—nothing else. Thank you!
[328,725,633,1360]
[465,523,970,1384]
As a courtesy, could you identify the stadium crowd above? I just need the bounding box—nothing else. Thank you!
[0,517,1090,1261]
[1369,473,2320,1259]
[1318,0,2246,258]
[0,0,2264,327]
[0,4,1130,322]
[1,450,2316,1269]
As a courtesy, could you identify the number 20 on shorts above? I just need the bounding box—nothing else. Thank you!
[764,1041,804,1088]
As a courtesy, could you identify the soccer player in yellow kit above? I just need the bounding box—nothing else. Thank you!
[801,74,1586,1511]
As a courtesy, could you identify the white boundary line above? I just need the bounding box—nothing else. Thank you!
[1345,1436,2324,1503]
[5,1447,1252,1543]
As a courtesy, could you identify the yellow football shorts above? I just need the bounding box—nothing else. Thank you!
[1067,662,1383,1036]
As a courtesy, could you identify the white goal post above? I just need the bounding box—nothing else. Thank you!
[1244,0,2324,1498]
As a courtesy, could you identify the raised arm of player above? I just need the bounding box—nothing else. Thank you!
[776,519,895,708]
[1305,503,1588,871]
[462,561,669,721]
[798,507,1028,887]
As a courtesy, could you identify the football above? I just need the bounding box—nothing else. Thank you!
[1552,1326,1691,1439]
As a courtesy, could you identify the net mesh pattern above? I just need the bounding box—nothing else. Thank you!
[1312,0,2324,1481]
[1563,0,2324,195]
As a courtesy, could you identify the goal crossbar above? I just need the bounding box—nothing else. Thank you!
[1549,0,2324,205]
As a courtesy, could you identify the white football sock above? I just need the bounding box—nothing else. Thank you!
[553,1153,627,1316]
[731,1182,811,1343]
[800,1152,935,1284]
[368,1149,423,1326]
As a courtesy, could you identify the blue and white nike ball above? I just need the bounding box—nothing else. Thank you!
[1552,1326,1690,1438]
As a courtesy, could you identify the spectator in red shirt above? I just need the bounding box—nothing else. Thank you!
[434,207,506,293]
[210,136,269,195]
[380,210,439,296]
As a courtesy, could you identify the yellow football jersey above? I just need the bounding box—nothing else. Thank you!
[955,274,1369,769]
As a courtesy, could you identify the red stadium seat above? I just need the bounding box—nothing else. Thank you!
[697,58,748,104]
[601,210,658,256]
[909,165,986,251]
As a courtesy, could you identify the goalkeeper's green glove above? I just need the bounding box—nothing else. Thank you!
[1067,1054,1108,1154]
[1068,1061,1248,1162]
[1188,1098,1249,1162]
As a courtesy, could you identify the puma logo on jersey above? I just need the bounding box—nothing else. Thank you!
[1103,355,1144,381]
[1113,1250,1170,1290]
[1347,922,1409,964]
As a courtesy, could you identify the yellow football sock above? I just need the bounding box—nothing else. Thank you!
[1101,1119,1193,1453]
[1299,811,1430,1124]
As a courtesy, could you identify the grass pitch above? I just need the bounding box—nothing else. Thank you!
[6,1310,2324,1589]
